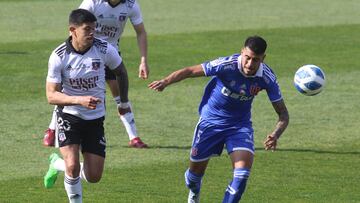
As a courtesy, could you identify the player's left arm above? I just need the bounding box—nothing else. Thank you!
[133,23,149,79]
[264,99,289,151]
[112,62,129,104]
[148,64,205,92]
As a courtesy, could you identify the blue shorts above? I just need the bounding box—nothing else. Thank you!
[190,118,254,162]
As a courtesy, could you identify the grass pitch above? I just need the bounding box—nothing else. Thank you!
[0,0,359,202]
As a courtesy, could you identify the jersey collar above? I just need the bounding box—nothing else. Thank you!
[105,0,125,8]
[65,37,92,55]
[237,55,264,78]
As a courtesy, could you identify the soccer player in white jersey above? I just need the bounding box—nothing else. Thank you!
[44,9,130,202]
[149,36,289,203]
[43,0,149,148]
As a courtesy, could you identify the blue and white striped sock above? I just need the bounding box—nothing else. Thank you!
[222,168,250,203]
[184,169,203,194]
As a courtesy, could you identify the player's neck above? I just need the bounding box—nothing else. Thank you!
[70,38,92,54]
[108,0,122,6]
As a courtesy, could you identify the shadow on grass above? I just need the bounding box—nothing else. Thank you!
[0,51,28,55]
[107,144,359,154]
[256,147,360,155]
[107,144,191,150]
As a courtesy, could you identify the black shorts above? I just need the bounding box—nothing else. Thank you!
[57,112,106,157]
[105,51,122,81]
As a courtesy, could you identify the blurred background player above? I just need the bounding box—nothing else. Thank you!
[44,9,129,202]
[148,36,289,203]
[43,0,149,148]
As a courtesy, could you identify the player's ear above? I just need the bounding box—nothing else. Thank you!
[69,25,76,34]
[261,54,266,62]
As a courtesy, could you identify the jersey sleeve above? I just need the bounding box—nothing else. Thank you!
[201,56,234,77]
[265,75,283,102]
[129,1,143,25]
[79,0,95,12]
[46,52,63,84]
[105,44,122,70]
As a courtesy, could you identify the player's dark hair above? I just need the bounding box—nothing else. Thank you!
[244,36,267,55]
[69,9,97,26]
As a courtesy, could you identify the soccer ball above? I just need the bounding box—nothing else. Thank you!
[294,64,326,96]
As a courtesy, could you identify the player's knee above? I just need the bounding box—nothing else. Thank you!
[65,163,81,178]
[84,171,102,183]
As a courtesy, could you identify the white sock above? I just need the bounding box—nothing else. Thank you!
[48,106,57,130]
[53,158,65,172]
[120,111,138,140]
[54,159,88,182]
[114,99,138,141]
[79,163,88,182]
[64,174,82,203]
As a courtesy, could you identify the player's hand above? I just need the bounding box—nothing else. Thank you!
[139,62,149,79]
[148,79,167,91]
[117,102,132,115]
[78,96,101,110]
[264,134,278,151]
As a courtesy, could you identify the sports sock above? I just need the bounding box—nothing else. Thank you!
[185,168,203,194]
[222,168,250,203]
[119,111,138,140]
[48,107,57,130]
[114,97,138,140]
[79,163,88,182]
[64,174,82,203]
[53,158,65,172]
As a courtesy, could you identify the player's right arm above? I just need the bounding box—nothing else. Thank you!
[148,64,205,91]
[46,82,101,110]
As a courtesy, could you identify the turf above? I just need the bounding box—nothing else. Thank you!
[0,0,359,202]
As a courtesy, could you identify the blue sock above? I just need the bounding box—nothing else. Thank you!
[184,169,203,194]
[222,168,250,203]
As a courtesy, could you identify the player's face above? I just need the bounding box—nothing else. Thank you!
[70,22,96,49]
[241,47,265,76]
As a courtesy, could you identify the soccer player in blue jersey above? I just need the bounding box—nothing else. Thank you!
[148,36,289,203]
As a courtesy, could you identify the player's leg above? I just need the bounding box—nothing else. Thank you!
[79,115,106,183]
[186,118,225,203]
[185,160,209,203]
[81,152,105,183]
[105,66,147,148]
[223,131,255,203]
[222,150,253,203]
[43,106,57,146]
[60,144,83,203]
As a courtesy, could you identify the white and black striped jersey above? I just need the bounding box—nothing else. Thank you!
[47,37,122,120]
[79,0,143,50]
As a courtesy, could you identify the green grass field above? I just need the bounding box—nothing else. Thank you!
[0,0,360,202]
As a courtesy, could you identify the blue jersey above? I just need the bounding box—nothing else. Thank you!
[199,54,282,126]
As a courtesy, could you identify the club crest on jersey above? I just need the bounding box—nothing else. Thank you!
[250,85,261,95]
[92,59,101,71]
[119,15,126,21]
[239,84,247,96]
[191,147,198,156]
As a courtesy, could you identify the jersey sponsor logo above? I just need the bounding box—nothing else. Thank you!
[250,85,261,95]
[96,23,119,38]
[221,87,253,101]
[69,76,99,91]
